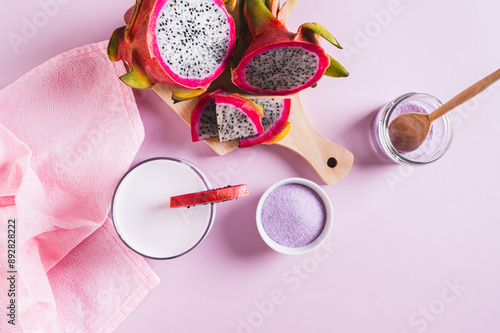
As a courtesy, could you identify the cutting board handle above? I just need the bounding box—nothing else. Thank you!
[276,95,354,185]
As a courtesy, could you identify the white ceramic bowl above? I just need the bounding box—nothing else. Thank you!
[256,177,334,255]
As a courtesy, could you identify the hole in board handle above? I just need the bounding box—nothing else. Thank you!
[327,157,337,168]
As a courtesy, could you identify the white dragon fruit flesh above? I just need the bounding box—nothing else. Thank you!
[191,89,224,142]
[215,94,264,142]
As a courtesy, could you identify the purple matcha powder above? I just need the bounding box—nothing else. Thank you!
[261,183,326,248]
[389,101,444,160]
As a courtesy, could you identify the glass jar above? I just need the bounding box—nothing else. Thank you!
[370,92,454,165]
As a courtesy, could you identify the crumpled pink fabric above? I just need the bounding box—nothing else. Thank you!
[0,41,160,332]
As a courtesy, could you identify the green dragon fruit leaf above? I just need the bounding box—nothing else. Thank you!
[107,27,125,62]
[171,88,207,104]
[245,0,276,32]
[324,54,349,77]
[266,0,280,16]
[126,0,143,34]
[299,22,342,49]
[276,0,297,24]
[120,54,155,89]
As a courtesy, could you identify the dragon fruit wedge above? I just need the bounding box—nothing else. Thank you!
[170,184,250,208]
[239,97,291,148]
[215,94,264,142]
[107,0,236,90]
[231,0,348,95]
[191,89,225,142]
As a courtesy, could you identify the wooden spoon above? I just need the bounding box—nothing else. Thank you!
[388,68,500,152]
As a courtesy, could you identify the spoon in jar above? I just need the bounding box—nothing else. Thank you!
[388,68,500,152]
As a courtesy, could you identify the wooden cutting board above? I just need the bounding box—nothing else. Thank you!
[153,83,353,185]
[150,2,353,185]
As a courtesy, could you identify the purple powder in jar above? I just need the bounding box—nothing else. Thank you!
[261,183,326,248]
[389,101,440,159]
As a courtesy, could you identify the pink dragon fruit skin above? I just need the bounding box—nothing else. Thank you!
[108,0,236,90]
[231,0,348,95]
[239,97,291,148]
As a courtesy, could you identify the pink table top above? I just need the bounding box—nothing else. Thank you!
[2,0,500,332]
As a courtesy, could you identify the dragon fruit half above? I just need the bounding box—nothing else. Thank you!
[108,0,236,90]
[231,0,348,95]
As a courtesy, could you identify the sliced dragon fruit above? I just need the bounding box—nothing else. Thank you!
[191,89,225,142]
[108,0,236,90]
[170,184,249,208]
[231,0,348,95]
[215,94,264,142]
[239,98,291,148]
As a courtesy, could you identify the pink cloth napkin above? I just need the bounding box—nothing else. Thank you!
[0,41,160,332]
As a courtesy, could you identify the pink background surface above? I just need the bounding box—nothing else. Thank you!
[2,0,500,332]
